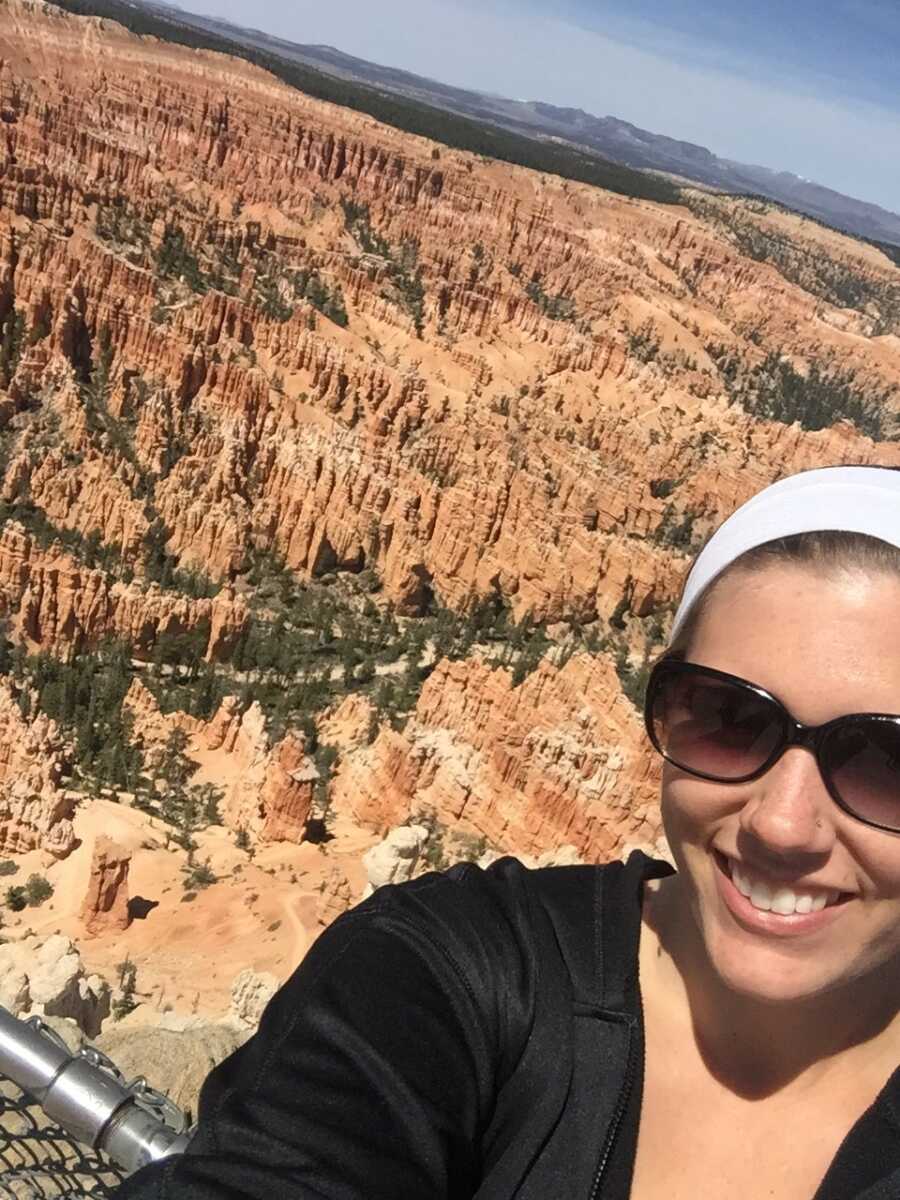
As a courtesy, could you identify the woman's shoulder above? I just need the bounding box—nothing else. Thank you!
[352,849,671,926]
[349,852,583,934]
[342,854,555,961]
[326,855,573,1000]
[342,850,673,1000]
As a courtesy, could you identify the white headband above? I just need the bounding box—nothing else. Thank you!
[670,466,900,640]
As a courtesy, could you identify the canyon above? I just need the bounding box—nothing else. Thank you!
[0,0,897,1132]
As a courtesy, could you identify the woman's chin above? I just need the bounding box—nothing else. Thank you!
[699,904,850,1005]
[689,851,855,1005]
[706,941,828,1005]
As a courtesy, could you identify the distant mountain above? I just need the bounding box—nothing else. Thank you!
[141,1,900,248]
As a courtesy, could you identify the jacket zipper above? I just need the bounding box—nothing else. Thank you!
[588,1012,640,1200]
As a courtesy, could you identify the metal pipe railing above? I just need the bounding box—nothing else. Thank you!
[0,1003,192,1174]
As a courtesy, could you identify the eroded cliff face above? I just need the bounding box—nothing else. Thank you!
[334,653,664,861]
[193,694,316,843]
[1,0,897,631]
[0,523,248,660]
[123,678,316,843]
[0,679,75,857]
[0,0,897,1028]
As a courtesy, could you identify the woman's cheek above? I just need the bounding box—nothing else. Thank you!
[659,771,707,851]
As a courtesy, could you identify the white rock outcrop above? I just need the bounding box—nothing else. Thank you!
[361,824,429,899]
[0,934,111,1037]
[230,968,279,1029]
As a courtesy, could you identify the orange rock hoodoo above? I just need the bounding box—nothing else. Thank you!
[198,696,316,843]
[80,835,132,937]
[0,525,248,661]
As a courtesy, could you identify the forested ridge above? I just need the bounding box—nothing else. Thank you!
[49,0,681,205]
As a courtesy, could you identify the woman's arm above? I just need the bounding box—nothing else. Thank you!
[112,878,503,1199]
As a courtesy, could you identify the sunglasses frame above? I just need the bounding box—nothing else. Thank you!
[644,658,900,835]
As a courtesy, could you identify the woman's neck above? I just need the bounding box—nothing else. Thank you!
[640,874,900,1101]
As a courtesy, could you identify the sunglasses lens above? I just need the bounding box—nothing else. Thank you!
[650,669,783,779]
[822,721,900,832]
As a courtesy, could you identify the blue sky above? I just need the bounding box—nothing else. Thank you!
[551,0,898,111]
[186,0,900,213]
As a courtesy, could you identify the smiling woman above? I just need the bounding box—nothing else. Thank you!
[113,465,900,1199]
[632,466,900,1198]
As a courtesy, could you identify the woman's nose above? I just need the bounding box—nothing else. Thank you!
[739,746,836,856]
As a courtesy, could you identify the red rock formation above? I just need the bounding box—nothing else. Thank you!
[256,735,317,843]
[0,0,895,636]
[80,835,131,937]
[333,653,664,861]
[315,864,354,927]
[196,698,315,843]
[124,682,316,844]
[0,525,248,661]
[0,680,76,858]
[317,693,376,753]
[123,676,199,746]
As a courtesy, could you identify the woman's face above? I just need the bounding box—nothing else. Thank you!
[661,562,900,1007]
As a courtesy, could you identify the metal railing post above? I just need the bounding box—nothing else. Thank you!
[0,1004,192,1174]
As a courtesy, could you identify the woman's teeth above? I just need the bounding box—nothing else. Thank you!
[728,857,841,916]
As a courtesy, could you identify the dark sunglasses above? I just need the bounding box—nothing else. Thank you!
[644,659,900,834]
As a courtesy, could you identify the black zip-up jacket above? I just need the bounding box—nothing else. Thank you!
[114,853,900,1199]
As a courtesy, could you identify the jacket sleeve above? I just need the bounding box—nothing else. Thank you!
[111,868,518,1200]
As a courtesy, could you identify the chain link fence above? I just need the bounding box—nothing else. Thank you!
[0,1076,126,1199]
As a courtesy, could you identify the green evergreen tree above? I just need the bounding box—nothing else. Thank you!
[0,625,13,677]
[112,956,139,1020]
[24,874,53,906]
[191,781,224,827]
[149,727,197,837]
[0,309,25,388]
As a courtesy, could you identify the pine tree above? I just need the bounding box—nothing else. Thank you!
[85,323,114,411]
[149,727,196,833]
[191,781,224,827]
[0,625,12,677]
[112,956,138,1020]
[0,309,25,388]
